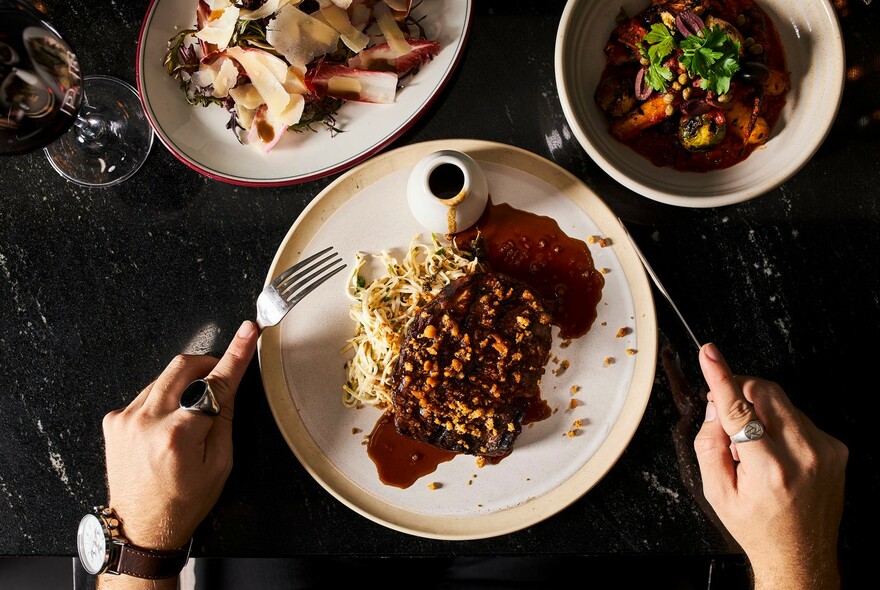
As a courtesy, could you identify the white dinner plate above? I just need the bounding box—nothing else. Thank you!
[135,0,472,186]
[258,139,658,540]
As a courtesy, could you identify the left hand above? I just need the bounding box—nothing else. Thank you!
[101,320,259,551]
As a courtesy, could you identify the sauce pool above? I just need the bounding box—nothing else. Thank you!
[366,197,603,488]
[368,394,552,488]
[453,198,605,339]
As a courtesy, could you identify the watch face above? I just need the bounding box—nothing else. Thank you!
[77,514,107,575]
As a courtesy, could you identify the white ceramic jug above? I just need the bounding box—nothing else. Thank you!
[406,149,489,235]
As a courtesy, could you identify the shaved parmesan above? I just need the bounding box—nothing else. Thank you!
[284,65,308,95]
[239,0,292,21]
[278,93,305,127]
[319,3,369,53]
[266,4,340,69]
[317,0,353,8]
[235,102,256,130]
[210,58,239,97]
[247,95,305,152]
[328,76,362,97]
[204,0,233,11]
[349,3,371,30]
[229,83,264,109]
[224,46,290,117]
[383,0,411,12]
[190,68,215,90]
[195,6,240,51]
[373,1,411,57]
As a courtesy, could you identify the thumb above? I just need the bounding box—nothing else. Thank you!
[694,400,737,506]
[205,321,259,426]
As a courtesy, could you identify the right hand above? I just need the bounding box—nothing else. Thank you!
[102,320,258,551]
[693,343,848,590]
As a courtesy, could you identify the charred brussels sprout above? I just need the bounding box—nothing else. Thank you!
[596,76,637,117]
[679,111,726,151]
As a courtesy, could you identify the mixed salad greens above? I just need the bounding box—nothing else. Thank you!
[164,0,439,152]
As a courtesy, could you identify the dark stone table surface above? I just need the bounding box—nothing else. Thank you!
[1,0,877,584]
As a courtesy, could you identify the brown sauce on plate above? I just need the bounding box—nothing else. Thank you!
[368,394,552,488]
[453,198,605,339]
[366,197,604,488]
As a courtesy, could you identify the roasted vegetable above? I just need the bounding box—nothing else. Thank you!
[596,76,637,117]
[679,110,726,151]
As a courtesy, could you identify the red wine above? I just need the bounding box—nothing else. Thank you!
[0,1,83,155]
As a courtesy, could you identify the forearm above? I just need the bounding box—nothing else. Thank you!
[750,549,841,590]
[96,574,178,590]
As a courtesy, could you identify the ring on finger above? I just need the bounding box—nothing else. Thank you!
[179,378,220,416]
[730,419,765,443]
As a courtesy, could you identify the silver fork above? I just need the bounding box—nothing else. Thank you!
[256,246,346,330]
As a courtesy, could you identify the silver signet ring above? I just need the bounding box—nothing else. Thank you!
[179,378,221,416]
[730,419,765,443]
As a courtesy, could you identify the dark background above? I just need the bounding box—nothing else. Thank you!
[1,0,877,587]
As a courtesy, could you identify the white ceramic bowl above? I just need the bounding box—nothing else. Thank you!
[555,0,844,207]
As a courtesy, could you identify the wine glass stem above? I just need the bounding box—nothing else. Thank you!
[73,92,107,144]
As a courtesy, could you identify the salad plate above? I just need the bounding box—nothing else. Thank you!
[136,0,472,186]
[258,139,658,540]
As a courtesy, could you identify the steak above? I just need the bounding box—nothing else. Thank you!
[391,271,553,457]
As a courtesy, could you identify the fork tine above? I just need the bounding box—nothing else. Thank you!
[284,262,347,307]
[276,252,343,296]
[270,246,334,289]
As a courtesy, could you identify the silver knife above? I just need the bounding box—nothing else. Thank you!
[617,217,702,350]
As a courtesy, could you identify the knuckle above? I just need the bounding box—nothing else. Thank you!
[725,399,754,424]
[162,419,187,448]
[102,411,118,432]
[701,483,722,506]
[166,354,194,374]
[763,458,790,490]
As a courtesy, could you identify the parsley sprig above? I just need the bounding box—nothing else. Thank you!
[679,25,741,94]
[641,24,674,92]
[640,22,741,96]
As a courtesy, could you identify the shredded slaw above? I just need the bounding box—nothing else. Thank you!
[341,234,482,408]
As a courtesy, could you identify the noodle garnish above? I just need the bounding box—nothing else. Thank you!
[341,234,482,408]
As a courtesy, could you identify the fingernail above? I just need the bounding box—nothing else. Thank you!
[704,401,717,422]
[236,321,256,339]
[703,342,722,362]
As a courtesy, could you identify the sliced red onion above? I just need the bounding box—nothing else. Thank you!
[675,11,705,37]
[635,67,652,100]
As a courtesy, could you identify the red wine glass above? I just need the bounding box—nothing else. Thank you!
[0,0,153,187]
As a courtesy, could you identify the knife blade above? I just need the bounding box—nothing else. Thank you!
[617,218,702,350]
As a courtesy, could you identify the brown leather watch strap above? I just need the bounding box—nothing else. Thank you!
[114,540,192,579]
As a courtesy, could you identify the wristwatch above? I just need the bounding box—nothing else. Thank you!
[76,506,192,579]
